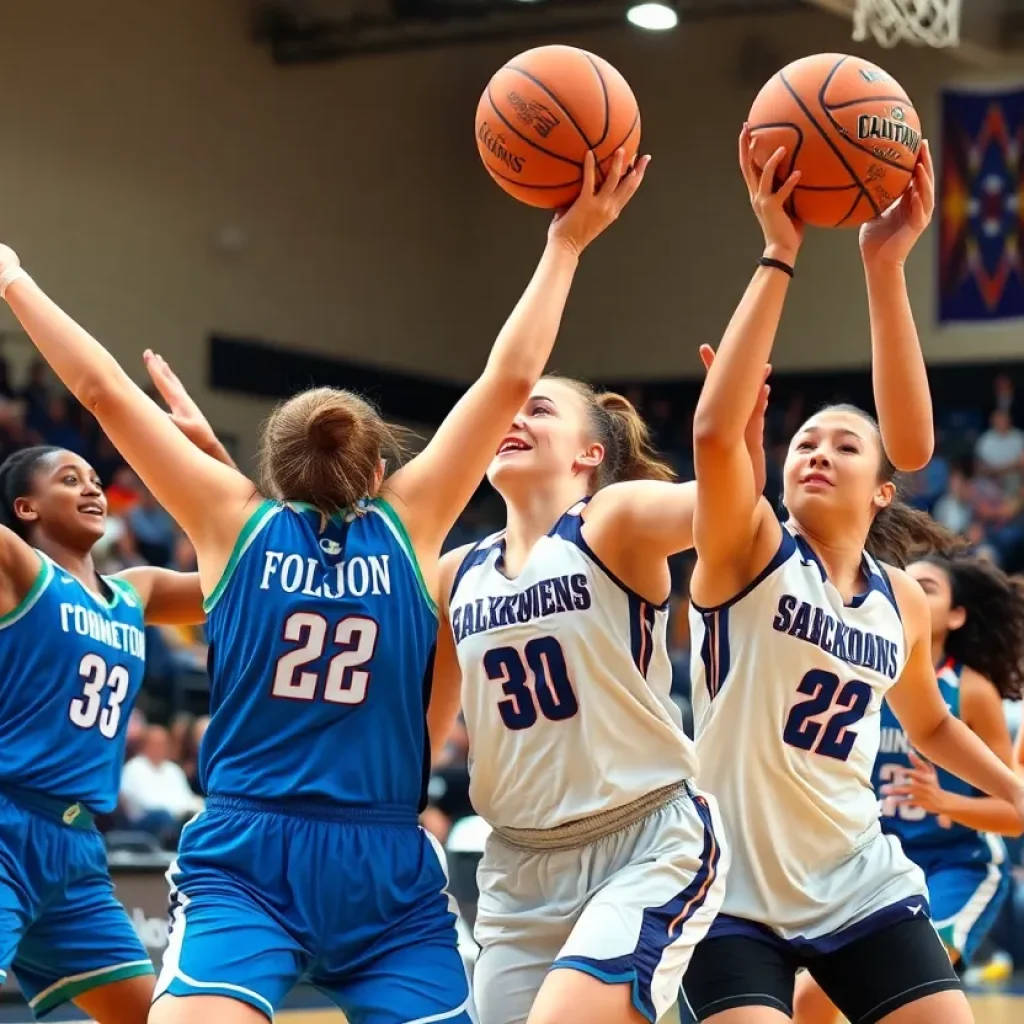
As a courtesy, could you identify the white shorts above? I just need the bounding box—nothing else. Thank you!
[473,785,727,1024]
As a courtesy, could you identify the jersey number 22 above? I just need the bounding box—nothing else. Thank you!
[783,669,872,762]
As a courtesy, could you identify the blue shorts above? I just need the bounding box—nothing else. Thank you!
[0,790,153,1019]
[155,796,473,1023]
[925,858,1011,966]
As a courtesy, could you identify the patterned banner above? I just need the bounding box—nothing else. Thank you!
[939,86,1024,322]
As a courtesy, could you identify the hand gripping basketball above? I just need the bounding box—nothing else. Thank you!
[739,125,802,264]
[858,139,935,268]
[548,148,650,258]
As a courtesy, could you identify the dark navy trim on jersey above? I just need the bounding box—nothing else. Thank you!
[699,607,731,702]
[207,794,419,826]
[550,792,721,1023]
[690,528,796,615]
[556,499,671,612]
[628,595,658,678]
[706,896,932,957]
[792,533,899,613]
[450,534,504,603]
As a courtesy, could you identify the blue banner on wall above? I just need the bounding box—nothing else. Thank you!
[939,86,1024,323]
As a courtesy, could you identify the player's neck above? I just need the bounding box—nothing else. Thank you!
[503,485,587,574]
[35,537,99,592]
[931,638,948,669]
[790,521,866,603]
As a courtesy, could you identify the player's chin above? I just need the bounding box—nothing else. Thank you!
[75,511,107,539]
[487,453,536,486]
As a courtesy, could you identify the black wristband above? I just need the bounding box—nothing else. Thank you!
[758,256,795,278]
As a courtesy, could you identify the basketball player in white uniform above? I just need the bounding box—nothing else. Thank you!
[428,357,775,1024]
[680,132,1024,1024]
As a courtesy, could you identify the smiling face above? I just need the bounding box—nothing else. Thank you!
[486,378,604,499]
[13,450,107,549]
[782,408,894,541]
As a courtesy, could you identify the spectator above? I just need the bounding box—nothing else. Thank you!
[975,409,1024,494]
[42,394,87,455]
[422,717,472,845]
[120,725,204,846]
[127,486,177,566]
[932,464,974,535]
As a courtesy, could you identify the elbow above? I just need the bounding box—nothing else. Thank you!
[887,435,935,474]
[76,366,131,420]
[693,410,737,455]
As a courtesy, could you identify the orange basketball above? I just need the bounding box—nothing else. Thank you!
[748,53,922,228]
[475,45,641,209]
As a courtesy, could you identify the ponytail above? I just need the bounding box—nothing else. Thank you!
[865,493,960,568]
[547,376,676,491]
[593,392,676,487]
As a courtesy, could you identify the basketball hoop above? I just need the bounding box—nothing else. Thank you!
[852,0,961,48]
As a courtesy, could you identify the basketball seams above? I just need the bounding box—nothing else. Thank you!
[836,190,869,227]
[747,119,803,219]
[597,109,641,176]
[818,60,918,174]
[508,65,598,153]
[485,86,583,169]
[825,94,910,112]
[778,59,881,222]
[485,165,582,190]
[581,52,611,148]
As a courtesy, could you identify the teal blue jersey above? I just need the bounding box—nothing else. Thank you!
[0,553,146,813]
[200,500,439,810]
[874,658,1005,863]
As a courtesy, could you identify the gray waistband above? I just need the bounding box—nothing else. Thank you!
[492,780,692,852]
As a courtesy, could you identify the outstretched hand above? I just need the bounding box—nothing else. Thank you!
[700,343,771,458]
[549,148,650,258]
[739,125,803,264]
[859,139,935,268]
[144,350,221,454]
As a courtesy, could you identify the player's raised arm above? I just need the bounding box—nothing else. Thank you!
[689,128,798,606]
[383,149,648,558]
[860,139,936,472]
[0,249,257,592]
[886,572,1024,828]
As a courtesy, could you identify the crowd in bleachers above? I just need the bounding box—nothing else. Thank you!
[4,344,1024,971]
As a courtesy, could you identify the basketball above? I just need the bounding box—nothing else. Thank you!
[747,53,922,228]
[475,45,641,209]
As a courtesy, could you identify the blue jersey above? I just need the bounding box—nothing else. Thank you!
[0,553,146,813]
[200,499,438,809]
[874,658,1004,862]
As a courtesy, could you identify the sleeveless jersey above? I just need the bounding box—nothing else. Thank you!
[874,658,1006,864]
[690,526,919,937]
[449,499,696,831]
[0,553,146,813]
[200,499,437,809]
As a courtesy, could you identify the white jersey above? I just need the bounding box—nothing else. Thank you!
[690,525,926,942]
[450,499,697,830]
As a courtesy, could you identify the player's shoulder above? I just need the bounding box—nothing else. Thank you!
[440,534,502,608]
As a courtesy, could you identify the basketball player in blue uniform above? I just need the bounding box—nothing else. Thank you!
[0,148,648,1024]
[0,358,229,1022]
[793,551,1024,1024]
[680,132,1024,1024]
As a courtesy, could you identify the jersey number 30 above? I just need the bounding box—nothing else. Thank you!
[485,637,578,730]
[69,654,131,739]
[782,669,872,762]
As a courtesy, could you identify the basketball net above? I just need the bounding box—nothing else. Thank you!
[852,0,961,48]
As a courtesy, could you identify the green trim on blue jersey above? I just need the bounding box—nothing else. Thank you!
[203,500,281,613]
[0,553,52,630]
[370,499,438,617]
[30,960,155,1016]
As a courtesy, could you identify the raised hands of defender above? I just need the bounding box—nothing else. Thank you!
[548,148,650,258]
[144,349,228,461]
[738,124,803,264]
[700,343,771,458]
[858,139,935,268]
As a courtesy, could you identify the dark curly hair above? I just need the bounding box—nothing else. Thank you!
[915,552,1024,701]
[0,446,61,539]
